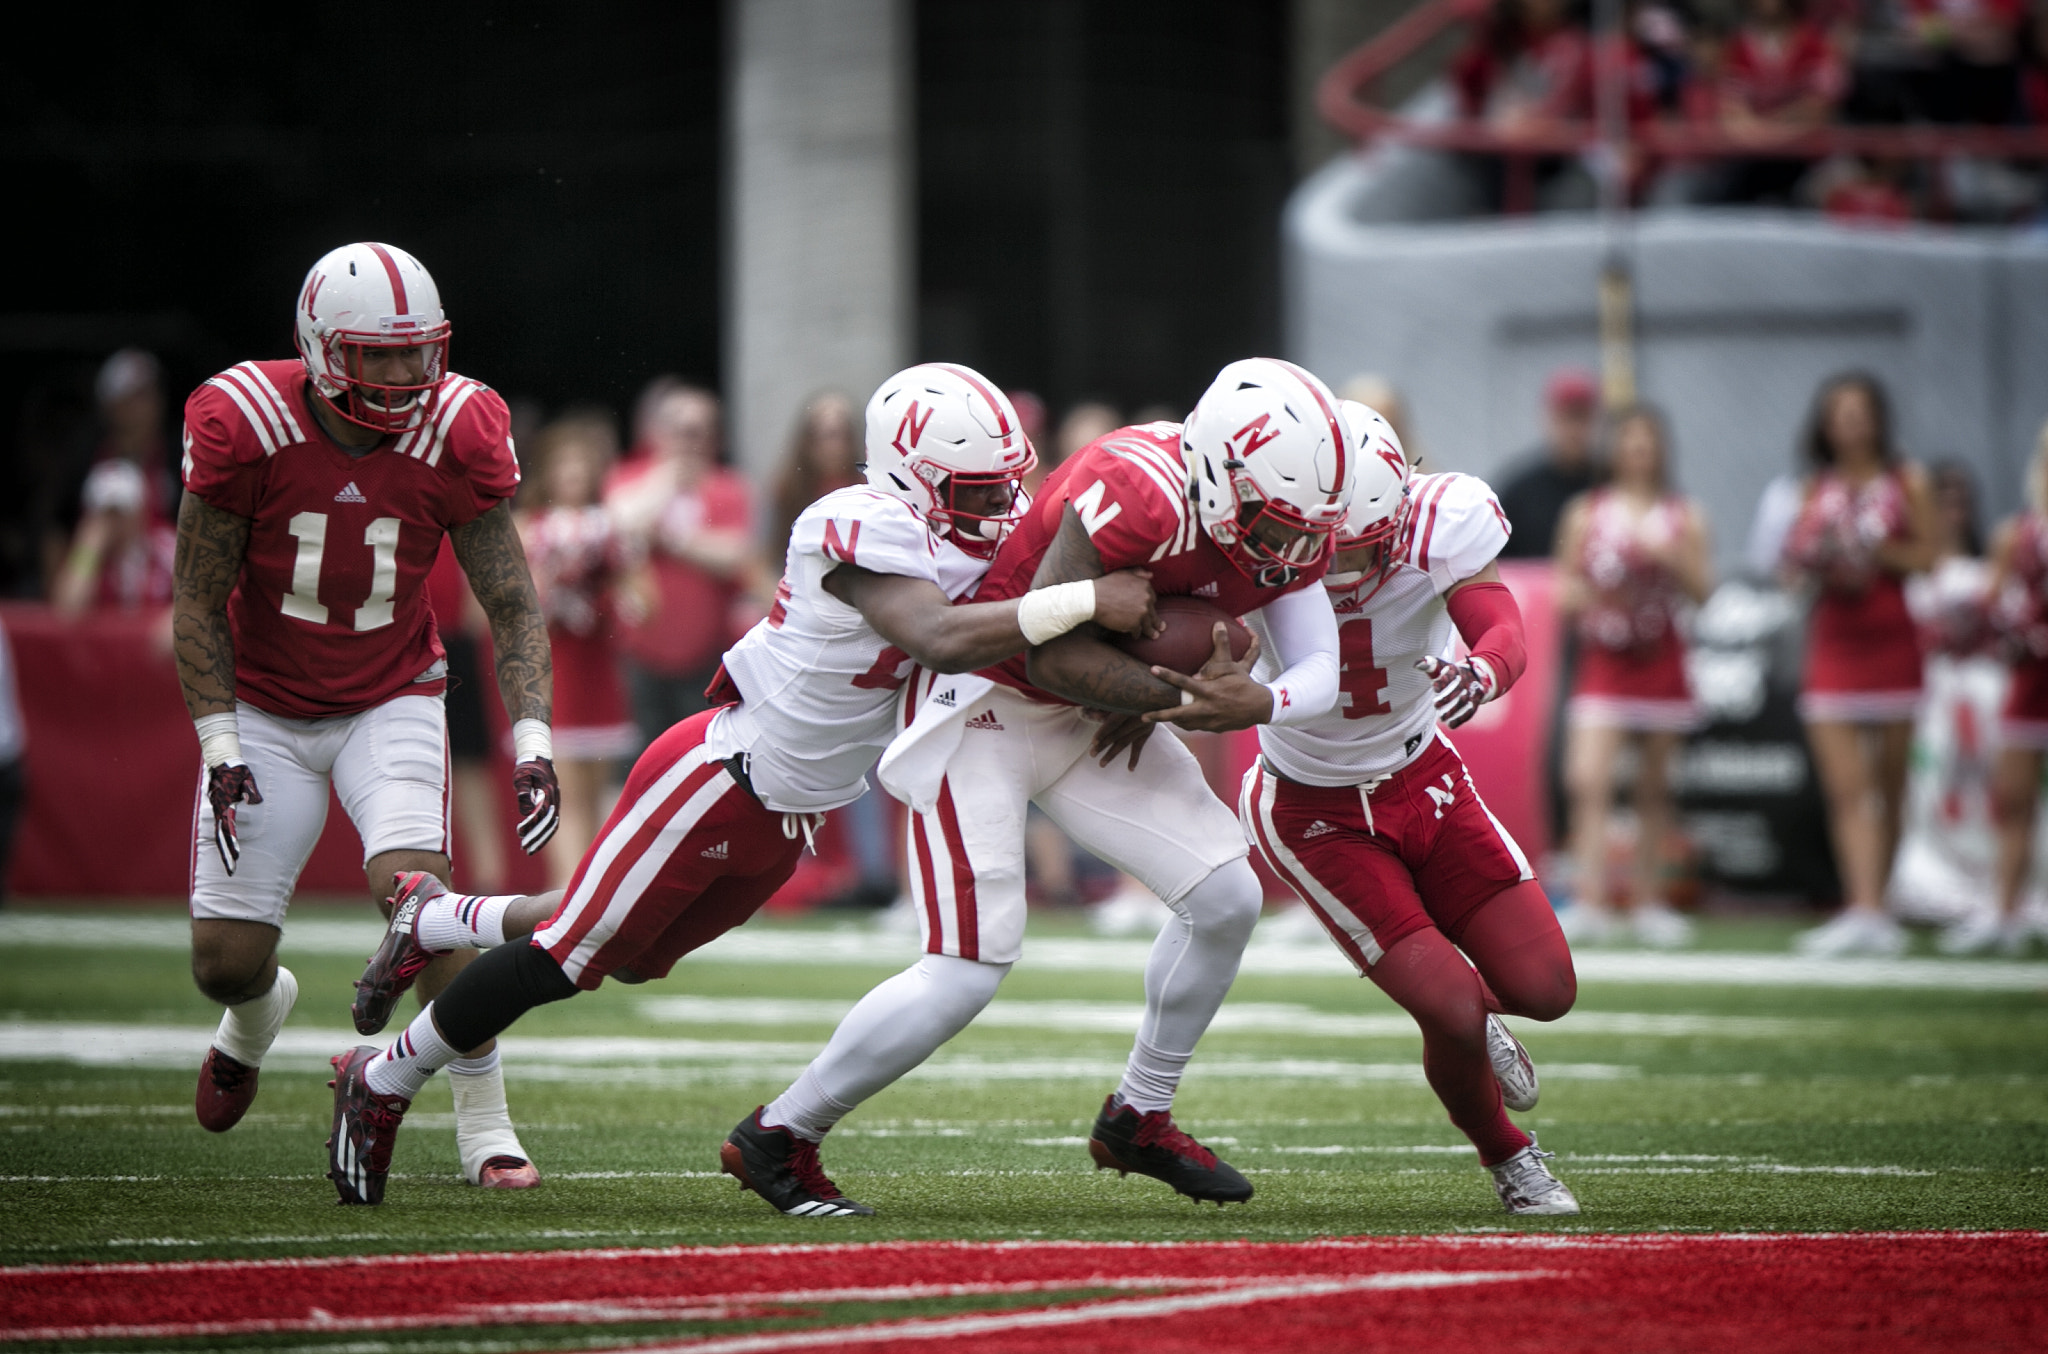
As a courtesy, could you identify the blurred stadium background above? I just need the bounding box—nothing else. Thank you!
[6,0,2048,928]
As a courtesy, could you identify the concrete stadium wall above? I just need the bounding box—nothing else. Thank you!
[1284,152,2048,571]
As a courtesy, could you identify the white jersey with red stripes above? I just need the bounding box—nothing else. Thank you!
[709,485,988,813]
[1251,472,1511,786]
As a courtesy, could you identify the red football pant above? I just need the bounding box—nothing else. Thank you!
[1241,738,1575,1164]
[533,708,804,989]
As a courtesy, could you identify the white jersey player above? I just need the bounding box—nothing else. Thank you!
[1241,401,1582,1217]
[325,363,1159,1207]
[736,358,1355,1212]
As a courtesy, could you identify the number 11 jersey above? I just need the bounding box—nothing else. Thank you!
[181,358,522,720]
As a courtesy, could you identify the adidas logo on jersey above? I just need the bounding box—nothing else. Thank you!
[1302,820,1338,840]
[334,481,368,504]
[1192,581,1220,598]
[933,687,957,708]
[700,841,729,860]
[964,710,1004,731]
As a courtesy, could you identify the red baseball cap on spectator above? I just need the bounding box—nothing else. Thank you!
[1546,367,1598,411]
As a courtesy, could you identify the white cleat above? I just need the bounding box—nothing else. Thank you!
[1937,911,2028,957]
[1486,1015,1540,1112]
[1632,901,1695,950]
[1489,1140,1580,1216]
[1553,902,1617,946]
[1088,886,1172,937]
[1794,909,1905,959]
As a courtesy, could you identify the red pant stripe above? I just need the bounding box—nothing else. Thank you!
[935,777,979,961]
[549,755,727,962]
[1245,764,1377,973]
[911,808,944,955]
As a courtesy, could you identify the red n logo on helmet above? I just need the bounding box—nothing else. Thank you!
[894,402,935,456]
[1232,414,1282,458]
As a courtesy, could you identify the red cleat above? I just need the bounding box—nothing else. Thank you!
[326,1046,410,1205]
[352,871,449,1036]
[194,1047,259,1133]
[476,1155,543,1189]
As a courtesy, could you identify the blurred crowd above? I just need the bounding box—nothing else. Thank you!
[1452,0,2048,221]
[10,346,2048,960]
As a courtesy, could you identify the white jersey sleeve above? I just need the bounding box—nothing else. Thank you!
[1405,473,1511,595]
[1252,473,1508,786]
[1249,585,1340,726]
[710,487,987,812]
[786,493,944,589]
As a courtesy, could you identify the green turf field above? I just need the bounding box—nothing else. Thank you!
[2,904,2045,1269]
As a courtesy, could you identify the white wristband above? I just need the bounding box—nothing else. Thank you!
[1468,655,1499,700]
[194,712,243,768]
[512,719,554,763]
[1017,579,1098,645]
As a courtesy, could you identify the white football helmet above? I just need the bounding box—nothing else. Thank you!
[294,243,450,433]
[1183,358,1353,587]
[863,362,1037,558]
[1330,399,1412,582]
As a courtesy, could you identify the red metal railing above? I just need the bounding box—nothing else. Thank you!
[1316,0,2048,162]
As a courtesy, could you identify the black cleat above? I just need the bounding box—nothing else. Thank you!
[326,1046,410,1205]
[352,871,448,1036]
[720,1107,874,1217]
[1088,1095,1253,1204]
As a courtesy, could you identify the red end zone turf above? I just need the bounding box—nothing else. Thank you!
[6,1233,2042,1352]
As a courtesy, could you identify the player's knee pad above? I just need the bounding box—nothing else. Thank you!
[1177,858,1263,944]
[433,940,578,1052]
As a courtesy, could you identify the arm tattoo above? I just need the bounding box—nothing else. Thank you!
[1029,507,1106,588]
[452,501,553,725]
[1025,507,1178,711]
[171,492,251,719]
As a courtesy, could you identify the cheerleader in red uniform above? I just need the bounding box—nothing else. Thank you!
[1781,373,1939,957]
[517,417,643,887]
[1554,407,1713,947]
[1966,422,2048,956]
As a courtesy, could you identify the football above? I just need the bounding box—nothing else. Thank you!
[1112,594,1254,677]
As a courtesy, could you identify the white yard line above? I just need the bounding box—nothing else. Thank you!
[0,1021,1633,1085]
[625,1271,1548,1354]
[4,911,2043,990]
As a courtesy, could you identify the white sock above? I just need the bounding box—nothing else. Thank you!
[1118,859,1262,1111]
[364,1003,459,1100]
[760,1068,854,1143]
[1116,1036,1193,1114]
[450,1047,528,1182]
[416,893,520,951]
[763,954,1008,1139]
[212,966,299,1067]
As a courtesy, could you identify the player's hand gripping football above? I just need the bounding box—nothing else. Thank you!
[1092,569,1164,639]
[512,757,561,854]
[206,761,264,875]
[1416,654,1499,729]
[1142,624,1270,733]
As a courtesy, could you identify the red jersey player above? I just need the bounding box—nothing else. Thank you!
[1240,401,1581,1216]
[176,243,558,1189]
[736,358,1352,1211]
[322,364,1158,1207]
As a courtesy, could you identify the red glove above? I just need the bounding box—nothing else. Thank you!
[513,757,560,854]
[1415,654,1499,729]
[207,762,264,875]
